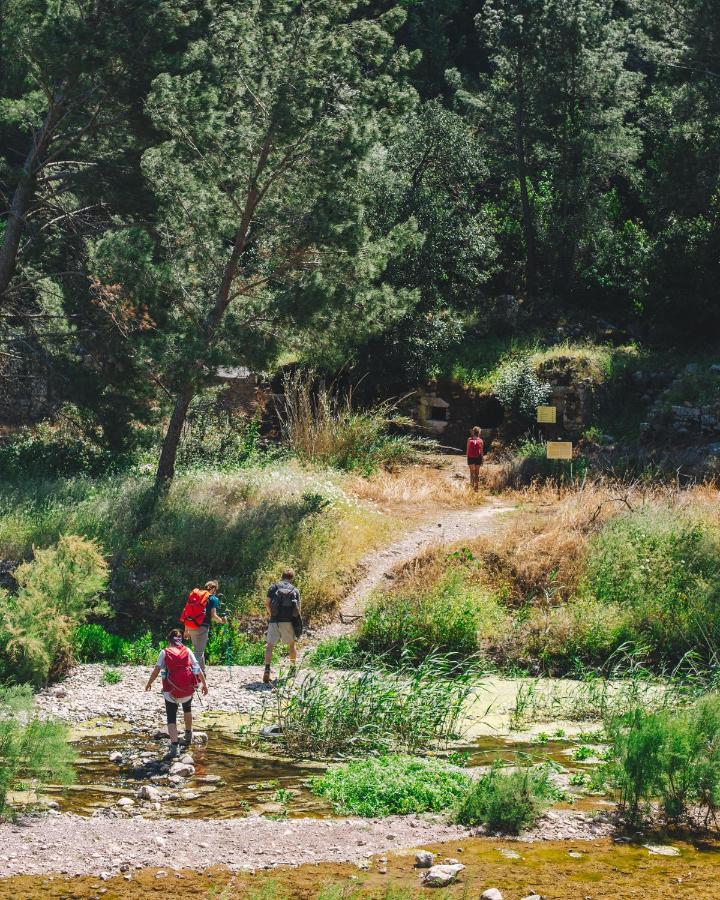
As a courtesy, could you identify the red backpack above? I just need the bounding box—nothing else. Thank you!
[468,437,484,459]
[180,588,210,630]
[162,645,197,699]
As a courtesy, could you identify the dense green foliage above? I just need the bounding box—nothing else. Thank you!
[455,762,560,833]
[310,755,470,817]
[358,570,505,665]
[602,696,720,826]
[0,686,74,819]
[0,535,109,685]
[578,509,720,665]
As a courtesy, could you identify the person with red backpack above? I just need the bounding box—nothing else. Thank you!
[180,579,227,672]
[466,425,484,491]
[145,629,208,754]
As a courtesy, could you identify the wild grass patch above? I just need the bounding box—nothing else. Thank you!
[310,754,470,817]
[261,658,476,757]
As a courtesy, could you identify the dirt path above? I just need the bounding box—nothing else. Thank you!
[312,500,513,644]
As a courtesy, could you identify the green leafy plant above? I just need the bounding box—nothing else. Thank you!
[306,636,363,669]
[101,668,122,685]
[0,535,109,685]
[0,686,75,819]
[311,754,470,817]
[455,761,560,834]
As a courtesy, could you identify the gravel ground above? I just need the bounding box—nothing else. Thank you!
[34,663,271,727]
[0,813,466,877]
[0,809,616,878]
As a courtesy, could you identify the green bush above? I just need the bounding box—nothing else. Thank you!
[602,695,720,826]
[206,625,283,666]
[306,636,363,668]
[266,658,475,757]
[0,422,126,479]
[455,762,560,833]
[0,535,109,685]
[311,754,470,817]
[359,570,506,665]
[0,685,75,819]
[493,357,551,424]
[72,624,158,665]
[581,507,720,664]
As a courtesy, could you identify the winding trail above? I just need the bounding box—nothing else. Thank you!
[312,500,514,644]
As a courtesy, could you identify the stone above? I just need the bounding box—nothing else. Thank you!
[109,752,123,764]
[193,732,208,745]
[521,895,543,900]
[169,762,195,778]
[116,797,134,807]
[137,785,162,802]
[53,688,67,699]
[422,864,464,888]
[415,851,434,868]
[644,844,680,857]
[152,730,167,740]
[196,775,221,784]
[481,890,503,900]
[178,754,194,765]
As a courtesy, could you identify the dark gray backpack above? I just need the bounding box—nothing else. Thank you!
[270,582,299,618]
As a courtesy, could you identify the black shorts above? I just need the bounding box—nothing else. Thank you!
[467,457,483,466]
[165,698,192,725]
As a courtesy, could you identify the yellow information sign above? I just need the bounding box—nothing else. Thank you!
[546,441,573,460]
[536,405,557,424]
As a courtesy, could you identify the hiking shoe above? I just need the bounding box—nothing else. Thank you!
[164,743,179,761]
[263,667,271,685]
[180,730,193,746]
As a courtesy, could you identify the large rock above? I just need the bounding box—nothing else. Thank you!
[422,864,464,888]
[481,890,503,900]
[137,785,162,802]
[415,851,434,869]
[169,762,195,778]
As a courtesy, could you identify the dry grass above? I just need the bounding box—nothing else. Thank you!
[347,461,486,518]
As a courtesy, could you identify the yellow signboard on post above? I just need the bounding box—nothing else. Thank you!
[536,405,557,424]
[546,441,573,460]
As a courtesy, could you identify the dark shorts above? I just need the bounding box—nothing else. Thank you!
[165,698,192,725]
[467,457,483,466]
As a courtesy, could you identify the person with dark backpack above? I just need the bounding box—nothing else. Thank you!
[180,579,227,672]
[145,629,208,755]
[466,425,484,491]
[263,568,302,684]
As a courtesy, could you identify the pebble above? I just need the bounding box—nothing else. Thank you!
[116,798,134,808]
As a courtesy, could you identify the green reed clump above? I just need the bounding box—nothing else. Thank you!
[455,761,560,833]
[600,694,720,827]
[266,656,476,757]
[0,685,75,819]
[311,754,470,817]
[305,636,364,669]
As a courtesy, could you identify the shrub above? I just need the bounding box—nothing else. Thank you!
[493,357,551,425]
[277,370,420,474]
[602,695,720,826]
[206,626,284,666]
[264,658,475,757]
[310,755,470,817]
[0,420,125,479]
[0,535,109,685]
[72,625,158,665]
[359,569,506,665]
[0,685,75,819]
[101,668,122,684]
[582,507,720,664]
[455,762,560,833]
[176,391,262,470]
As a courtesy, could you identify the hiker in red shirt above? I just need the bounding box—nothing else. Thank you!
[466,426,484,491]
[145,629,208,755]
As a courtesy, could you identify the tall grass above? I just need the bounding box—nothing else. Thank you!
[0,467,389,632]
[277,371,420,473]
[262,656,477,757]
[0,686,75,819]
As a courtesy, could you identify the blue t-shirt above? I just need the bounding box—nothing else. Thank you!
[203,593,220,626]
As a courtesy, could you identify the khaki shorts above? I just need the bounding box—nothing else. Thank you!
[266,621,297,646]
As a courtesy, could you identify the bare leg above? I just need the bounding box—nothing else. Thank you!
[264,643,273,666]
[183,709,192,732]
[288,641,297,665]
[168,722,178,742]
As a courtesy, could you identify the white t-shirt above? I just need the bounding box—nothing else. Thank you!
[157,647,201,703]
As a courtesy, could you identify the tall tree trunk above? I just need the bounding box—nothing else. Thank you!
[0,99,65,304]
[154,381,196,487]
[513,58,538,300]
[154,135,272,491]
